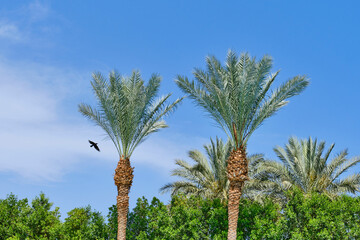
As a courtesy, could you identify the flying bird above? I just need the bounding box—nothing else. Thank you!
[89,140,100,152]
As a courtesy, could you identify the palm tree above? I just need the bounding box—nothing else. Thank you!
[254,137,360,199]
[79,70,182,240]
[175,50,309,239]
[160,138,265,204]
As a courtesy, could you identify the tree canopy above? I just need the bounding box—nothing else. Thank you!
[176,51,309,148]
[254,137,360,200]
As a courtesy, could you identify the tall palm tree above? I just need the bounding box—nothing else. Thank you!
[79,70,182,240]
[254,137,360,199]
[175,50,309,239]
[160,138,265,204]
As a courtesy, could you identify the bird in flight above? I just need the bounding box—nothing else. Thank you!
[89,140,100,152]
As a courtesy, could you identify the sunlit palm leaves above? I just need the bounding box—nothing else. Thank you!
[160,138,265,203]
[79,70,183,158]
[176,51,309,148]
[254,137,360,199]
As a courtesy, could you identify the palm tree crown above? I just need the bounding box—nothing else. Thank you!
[176,51,309,148]
[79,70,182,158]
[160,138,265,203]
[255,137,360,198]
[160,138,230,202]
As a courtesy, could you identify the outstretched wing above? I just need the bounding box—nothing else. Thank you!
[94,144,100,152]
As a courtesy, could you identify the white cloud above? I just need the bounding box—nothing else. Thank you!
[0,22,22,41]
[28,0,50,22]
[0,124,92,181]
[0,1,59,44]
[0,57,201,182]
[0,57,95,181]
[0,0,198,183]
[0,81,56,123]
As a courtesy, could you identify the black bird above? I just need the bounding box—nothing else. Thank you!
[89,140,100,152]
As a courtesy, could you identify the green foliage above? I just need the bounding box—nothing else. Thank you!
[63,205,108,240]
[254,137,360,201]
[248,188,360,239]
[161,138,267,204]
[2,191,360,239]
[125,197,172,239]
[27,192,62,239]
[238,199,279,239]
[274,188,360,239]
[160,138,232,202]
[107,204,118,239]
[126,197,151,238]
[0,193,30,239]
[125,195,280,240]
[167,195,208,239]
[0,193,62,239]
[0,194,108,240]
[124,192,360,239]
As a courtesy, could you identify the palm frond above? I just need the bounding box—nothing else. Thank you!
[176,50,309,149]
[332,156,360,181]
[160,137,266,202]
[254,136,360,198]
[79,70,183,158]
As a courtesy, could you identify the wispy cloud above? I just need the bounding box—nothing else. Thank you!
[0,1,205,181]
[0,57,201,182]
[0,81,56,123]
[0,57,93,181]
[0,0,59,44]
[28,0,50,22]
[0,22,22,41]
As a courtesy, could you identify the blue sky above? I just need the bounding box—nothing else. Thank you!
[1,0,359,219]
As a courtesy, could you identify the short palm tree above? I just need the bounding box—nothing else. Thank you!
[160,138,265,204]
[176,50,309,240]
[79,70,182,240]
[254,137,360,199]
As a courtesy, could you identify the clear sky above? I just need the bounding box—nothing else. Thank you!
[1,0,359,219]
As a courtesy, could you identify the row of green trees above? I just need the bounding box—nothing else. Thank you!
[2,190,360,239]
[126,190,360,240]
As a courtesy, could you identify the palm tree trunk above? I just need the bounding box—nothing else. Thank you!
[114,157,134,240]
[227,146,248,240]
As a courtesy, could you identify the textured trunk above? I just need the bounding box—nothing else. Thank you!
[114,157,134,240]
[227,146,248,240]
[228,182,244,239]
